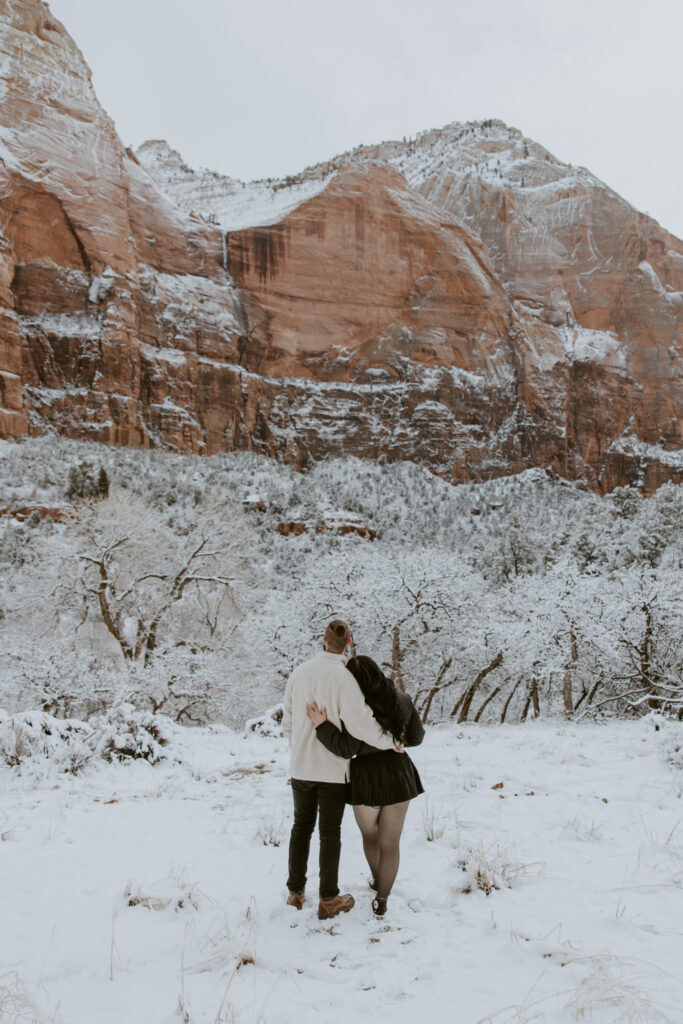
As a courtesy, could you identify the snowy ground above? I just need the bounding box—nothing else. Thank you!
[1,719,682,1024]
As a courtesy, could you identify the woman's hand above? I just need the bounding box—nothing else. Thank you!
[306,700,328,727]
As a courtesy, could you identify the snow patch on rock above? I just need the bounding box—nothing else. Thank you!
[560,326,624,364]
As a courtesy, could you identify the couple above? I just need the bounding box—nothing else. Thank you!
[282,619,424,920]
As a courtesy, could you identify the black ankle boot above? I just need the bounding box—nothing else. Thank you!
[372,896,387,917]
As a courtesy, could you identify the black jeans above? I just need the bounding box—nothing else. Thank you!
[287,779,348,900]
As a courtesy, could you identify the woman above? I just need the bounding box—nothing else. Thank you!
[306,655,424,917]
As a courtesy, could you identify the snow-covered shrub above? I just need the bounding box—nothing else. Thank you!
[88,702,174,764]
[0,721,30,767]
[645,712,683,769]
[454,841,533,895]
[0,704,175,769]
[245,703,284,737]
[123,875,202,913]
[0,710,90,769]
[3,637,120,722]
[53,737,94,775]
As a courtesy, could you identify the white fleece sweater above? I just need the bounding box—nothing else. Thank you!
[282,651,394,783]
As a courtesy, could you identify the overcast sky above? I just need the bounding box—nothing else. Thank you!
[48,0,683,239]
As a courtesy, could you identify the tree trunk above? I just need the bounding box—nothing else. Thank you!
[420,656,453,724]
[563,624,578,717]
[586,675,604,706]
[96,563,132,660]
[640,603,658,709]
[420,687,439,725]
[501,678,523,723]
[453,651,503,722]
[474,686,501,723]
[520,678,541,721]
[391,625,405,692]
[446,689,467,725]
[573,686,589,712]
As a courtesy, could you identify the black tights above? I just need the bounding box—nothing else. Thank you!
[353,801,410,901]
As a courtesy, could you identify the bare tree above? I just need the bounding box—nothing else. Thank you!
[419,656,454,724]
[77,531,236,666]
[378,573,456,695]
[37,490,258,720]
[450,651,503,722]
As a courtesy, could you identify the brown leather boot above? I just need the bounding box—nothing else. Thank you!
[318,892,355,920]
[286,890,305,910]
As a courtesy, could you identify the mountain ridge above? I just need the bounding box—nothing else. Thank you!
[136,118,676,242]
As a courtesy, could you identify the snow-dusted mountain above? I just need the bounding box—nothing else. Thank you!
[1,0,681,492]
[136,139,333,233]
[136,119,597,234]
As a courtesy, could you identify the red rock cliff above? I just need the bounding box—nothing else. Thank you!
[0,1,681,492]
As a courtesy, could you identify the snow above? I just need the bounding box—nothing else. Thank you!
[1,717,681,1023]
[211,179,331,232]
[560,326,624,365]
[17,312,103,339]
[139,342,187,367]
[135,141,331,232]
[609,434,683,471]
[638,261,683,303]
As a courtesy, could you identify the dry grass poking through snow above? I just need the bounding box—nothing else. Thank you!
[563,953,677,1023]
[0,968,57,1024]
[421,797,449,841]
[255,813,285,848]
[453,840,541,895]
[178,900,259,1023]
[475,953,678,1023]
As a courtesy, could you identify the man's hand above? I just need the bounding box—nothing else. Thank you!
[306,700,328,727]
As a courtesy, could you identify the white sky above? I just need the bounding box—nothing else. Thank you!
[48,0,683,240]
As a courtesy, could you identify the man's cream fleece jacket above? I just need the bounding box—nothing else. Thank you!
[282,651,394,783]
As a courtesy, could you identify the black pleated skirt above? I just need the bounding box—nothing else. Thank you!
[348,749,424,806]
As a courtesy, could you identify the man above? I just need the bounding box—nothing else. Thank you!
[282,619,394,919]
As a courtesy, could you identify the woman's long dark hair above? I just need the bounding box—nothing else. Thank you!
[346,655,405,744]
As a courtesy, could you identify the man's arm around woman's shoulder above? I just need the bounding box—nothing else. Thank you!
[336,669,395,750]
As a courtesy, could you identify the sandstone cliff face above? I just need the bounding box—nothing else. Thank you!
[226,164,515,383]
[0,0,244,452]
[0,0,681,492]
[394,124,683,490]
